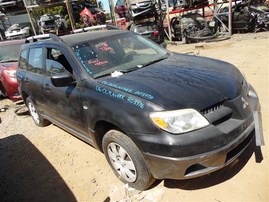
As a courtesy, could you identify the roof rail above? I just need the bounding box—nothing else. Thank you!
[73,25,120,34]
[25,33,62,43]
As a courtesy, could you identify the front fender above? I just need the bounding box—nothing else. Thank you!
[81,82,162,138]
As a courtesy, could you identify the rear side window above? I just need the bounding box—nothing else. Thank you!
[28,48,43,74]
[19,49,28,70]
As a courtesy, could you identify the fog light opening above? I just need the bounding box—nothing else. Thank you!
[185,164,207,176]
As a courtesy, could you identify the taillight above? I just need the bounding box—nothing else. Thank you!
[153,31,159,36]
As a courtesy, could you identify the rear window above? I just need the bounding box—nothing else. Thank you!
[0,43,23,63]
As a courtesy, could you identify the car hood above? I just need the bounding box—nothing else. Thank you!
[98,53,243,111]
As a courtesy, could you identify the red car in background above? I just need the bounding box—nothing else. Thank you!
[0,39,24,100]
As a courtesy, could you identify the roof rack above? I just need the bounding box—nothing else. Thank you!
[73,25,120,34]
[25,33,62,44]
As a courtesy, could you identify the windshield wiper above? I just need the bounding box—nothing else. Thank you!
[94,66,141,79]
[121,66,140,73]
[94,55,169,79]
[138,55,169,68]
[0,59,18,63]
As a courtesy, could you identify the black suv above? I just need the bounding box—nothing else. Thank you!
[17,26,263,190]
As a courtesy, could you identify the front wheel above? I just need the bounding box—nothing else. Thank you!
[0,82,7,99]
[182,31,189,44]
[26,97,50,127]
[102,130,155,190]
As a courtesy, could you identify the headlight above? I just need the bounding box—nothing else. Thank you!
[150,109,209,134]
[4,69,17,77]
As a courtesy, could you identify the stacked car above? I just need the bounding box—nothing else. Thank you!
[38,14,68,35]
[218,1,269,33]
[126,0,165,44]
[170,12,218,43]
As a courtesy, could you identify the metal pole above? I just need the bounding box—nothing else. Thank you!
[157,0,164,43]
[108,0,117,26]
[22,0,37,35]
[166,0,172,41]
[228,0,232,35]
[65,0,76,32]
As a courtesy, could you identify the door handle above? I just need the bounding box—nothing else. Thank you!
[43,84,51,91]
[25,77,29,84]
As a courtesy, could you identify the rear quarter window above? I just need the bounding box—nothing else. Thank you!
[19,49,28,70]
[28,48,43,74]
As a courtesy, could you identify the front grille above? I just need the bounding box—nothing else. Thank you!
[201,101,233,126]
[201,102,224,115]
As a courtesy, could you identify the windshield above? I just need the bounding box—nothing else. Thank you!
[72,32,168,78]
[0,43,23,63]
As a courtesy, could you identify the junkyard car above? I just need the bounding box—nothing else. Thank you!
[5,23,31,39]
[218,1,269,33]
[0,39,23,100]
[127,21,163,44]
[38,14,68,35]
[17,28,263,190]
[170,12,217,43]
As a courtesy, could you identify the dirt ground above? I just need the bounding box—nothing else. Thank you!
[0,32,268,202]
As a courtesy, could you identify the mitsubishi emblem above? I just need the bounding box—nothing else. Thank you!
[241,97,249,109]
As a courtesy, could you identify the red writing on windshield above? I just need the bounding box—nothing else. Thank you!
[88,59,108,66]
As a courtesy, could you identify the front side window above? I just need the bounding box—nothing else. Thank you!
[72,32,168,78]
[45,48,72,75]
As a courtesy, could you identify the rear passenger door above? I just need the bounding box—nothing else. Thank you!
[24,47,46,112]
[42,47,87,134]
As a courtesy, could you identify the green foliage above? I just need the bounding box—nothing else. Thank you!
[78,0,97,5]
[34,6,66,16]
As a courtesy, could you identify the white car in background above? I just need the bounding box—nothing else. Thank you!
[5,23,31,39]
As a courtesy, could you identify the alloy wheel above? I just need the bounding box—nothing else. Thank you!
[107,142,137,182]
[28,102,40,124]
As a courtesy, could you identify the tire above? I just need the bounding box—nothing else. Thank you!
[26,97,50,127]
[182,31,189,44]
[102,130,155,190]
[0,82,7,99]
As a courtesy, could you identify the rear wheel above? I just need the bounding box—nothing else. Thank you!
[102,130,155,190]
[26,97,50,127]
[182,31,189,44]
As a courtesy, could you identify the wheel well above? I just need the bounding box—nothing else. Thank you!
[0,82,7,95]
[21,91,29,103]
[94,121,123,153]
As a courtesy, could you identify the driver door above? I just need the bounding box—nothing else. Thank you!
[42,47,87,134]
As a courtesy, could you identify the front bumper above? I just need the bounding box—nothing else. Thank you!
[133,86,263,180]
[144,122,255,179]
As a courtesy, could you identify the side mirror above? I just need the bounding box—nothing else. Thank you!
[51,72,75,87]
